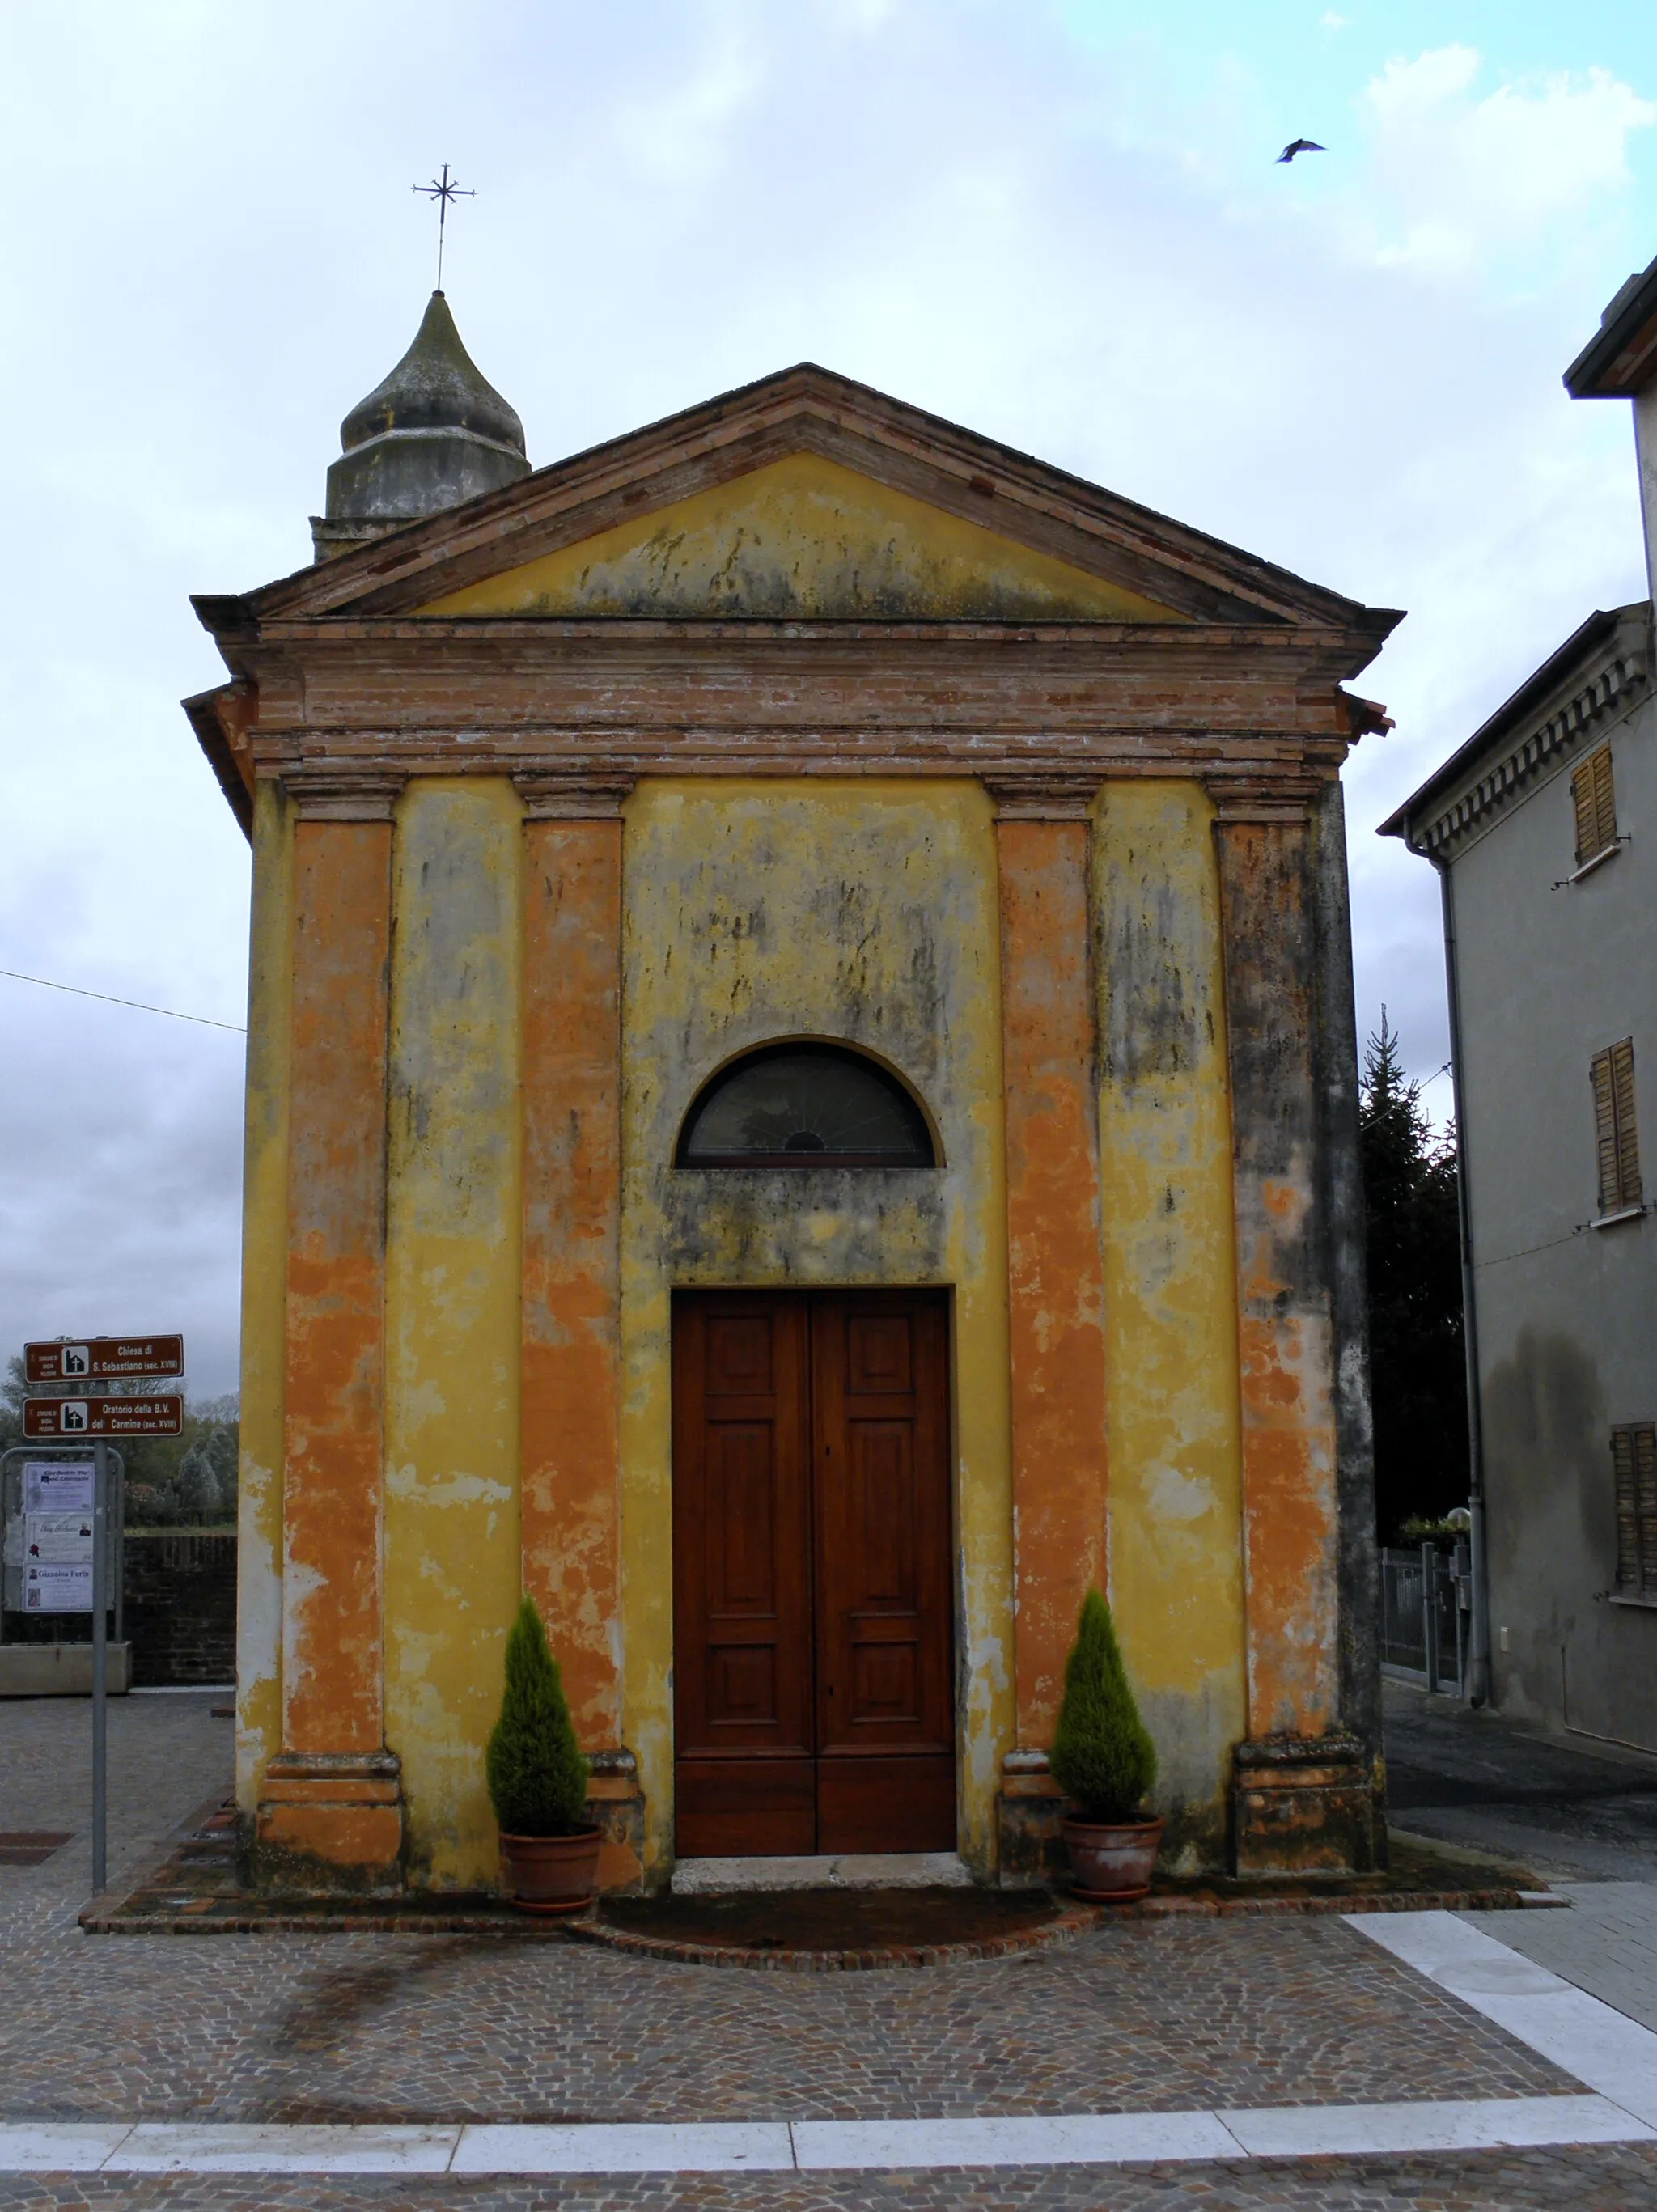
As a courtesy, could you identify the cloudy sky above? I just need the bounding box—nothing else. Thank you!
[1,0,1654,1396]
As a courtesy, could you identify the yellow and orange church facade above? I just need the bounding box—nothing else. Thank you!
[188,317,1400,1895]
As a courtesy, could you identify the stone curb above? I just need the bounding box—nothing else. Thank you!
[1122,1885,1536,1919]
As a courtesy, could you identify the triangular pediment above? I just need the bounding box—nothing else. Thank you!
[414,452,1185,624]
[214,365,1403,641]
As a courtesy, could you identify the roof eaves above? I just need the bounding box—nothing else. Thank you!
[1378,604,1646,843]
[184,684,254,841]
[1563,254,1657,398]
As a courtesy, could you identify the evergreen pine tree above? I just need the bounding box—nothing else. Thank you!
[1359,1013,1468,1538]
[485,1597,591,1837]
[1049,1588,1157,1822]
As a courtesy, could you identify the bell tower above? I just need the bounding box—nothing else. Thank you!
[311,290,530,561]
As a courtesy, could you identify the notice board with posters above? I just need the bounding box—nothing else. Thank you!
[0,1456,122,1621]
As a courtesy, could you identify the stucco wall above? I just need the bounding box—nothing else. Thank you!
[617,778,1014,1880]
[1451,679,1657,1748]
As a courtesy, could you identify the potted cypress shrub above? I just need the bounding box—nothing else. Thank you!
[486,1596,601,1915]
[1049,1587,1163,1901]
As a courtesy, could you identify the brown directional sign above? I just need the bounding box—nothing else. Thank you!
[25,1337,184,1384]
[23,1395,184,1439]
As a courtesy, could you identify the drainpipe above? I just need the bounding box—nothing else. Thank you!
[1423,845,1491,1707]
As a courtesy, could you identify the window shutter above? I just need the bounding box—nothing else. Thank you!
[1592,1047,1621,1214]
[1612,1036,1642,1210]
[1614,1426,1639,1591]
[1592,747,1618,858]
[1571,748,1619,866]
[1613,1423,1657,1595]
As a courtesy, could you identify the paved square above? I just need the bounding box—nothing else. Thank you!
[5,1693,1657,2206]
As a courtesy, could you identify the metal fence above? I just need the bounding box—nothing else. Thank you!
[1379,1542,1469,1695]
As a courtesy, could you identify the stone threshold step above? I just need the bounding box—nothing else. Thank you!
[670,1852,973,1894]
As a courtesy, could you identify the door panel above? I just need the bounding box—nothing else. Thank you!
[813,1294,955,1851]
[673,1289,955,1857]
[672,1296,815,1856]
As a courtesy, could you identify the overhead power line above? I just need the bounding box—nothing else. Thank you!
[0,968,246,1034]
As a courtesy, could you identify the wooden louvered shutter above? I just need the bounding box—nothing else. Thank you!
[1571,748,1618,865]
[1612,1037,1641,1210]
[1591,1040,1641,1214]
[1640,1426,1657,1596]
[1613,1424,1657,1596]
[1592,748,1618,857]
[1614,1426,1639,1591]
[1592,1047,1621,1214]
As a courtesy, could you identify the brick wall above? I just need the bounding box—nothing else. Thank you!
[123,1531,236,1687]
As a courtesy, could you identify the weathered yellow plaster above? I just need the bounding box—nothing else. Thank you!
[236,778,292,1812]
[619,778,1013,1880]
[1093,782,1247,1871]
[419,453,1186,623]
[384,778,523,1888]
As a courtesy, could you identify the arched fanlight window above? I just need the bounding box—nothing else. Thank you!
[676,1042,937,1168]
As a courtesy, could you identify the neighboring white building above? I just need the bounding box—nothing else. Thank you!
[1384,254,1657,1748]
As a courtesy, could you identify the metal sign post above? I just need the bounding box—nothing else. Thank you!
[91,1440,108,1896]
[19,1333,184,1901]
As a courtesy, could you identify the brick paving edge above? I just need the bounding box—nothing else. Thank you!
[555,1901,1103,1970]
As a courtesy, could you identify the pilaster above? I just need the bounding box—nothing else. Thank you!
[515,769,641,1885]
[256,767,405,1891]
[984,773,1108,1881]
[1209,770,1378,1874]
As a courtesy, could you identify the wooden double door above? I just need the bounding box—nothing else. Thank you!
[672,1290,956,1857]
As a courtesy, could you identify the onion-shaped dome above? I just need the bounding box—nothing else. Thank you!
[340,290,525,457]
[322,291,530,530]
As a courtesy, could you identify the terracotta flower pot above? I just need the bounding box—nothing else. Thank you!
[499,1825,602,1917]
[1061,1812,1164,1903]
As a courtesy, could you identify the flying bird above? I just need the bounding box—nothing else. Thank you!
[1277,138,1325,163]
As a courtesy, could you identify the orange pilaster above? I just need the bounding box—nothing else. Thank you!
[518,780,629,1750]
[258,776,403,1887]
[994,799,1110,1749]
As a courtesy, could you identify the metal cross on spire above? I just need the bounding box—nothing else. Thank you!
[412,163,474,291]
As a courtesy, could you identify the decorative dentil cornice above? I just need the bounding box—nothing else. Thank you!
[1402,642,1647,859]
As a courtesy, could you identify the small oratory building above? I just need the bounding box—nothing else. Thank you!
[187,291,1399,1894]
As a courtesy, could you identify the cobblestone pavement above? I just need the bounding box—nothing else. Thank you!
[0,1689,230,1916]
[0,2150,1656,2210]
[1466,1881,1657,2032]
[4,1696,1654,2207]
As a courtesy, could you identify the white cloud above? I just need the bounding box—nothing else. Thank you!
[1362,46,1657,274]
